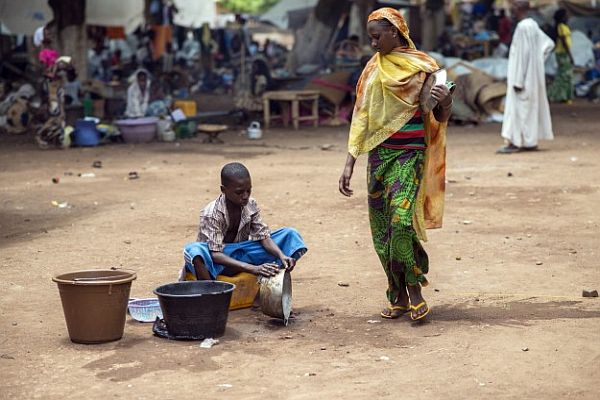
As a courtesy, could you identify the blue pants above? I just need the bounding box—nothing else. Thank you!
[183,227,307,279]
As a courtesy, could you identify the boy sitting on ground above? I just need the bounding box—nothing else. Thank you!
[180,162,307,281]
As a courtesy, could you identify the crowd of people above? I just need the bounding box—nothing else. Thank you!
[0,4,292,148]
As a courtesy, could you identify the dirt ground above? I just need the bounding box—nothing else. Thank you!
[1,101,599,400]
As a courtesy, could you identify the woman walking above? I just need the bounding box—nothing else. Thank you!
[339,8,452,321]
[548,8,574,104]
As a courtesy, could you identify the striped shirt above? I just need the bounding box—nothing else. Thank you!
[197,194,271,252]
[380,110,426,150]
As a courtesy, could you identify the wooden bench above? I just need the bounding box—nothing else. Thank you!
[262,90,320,130]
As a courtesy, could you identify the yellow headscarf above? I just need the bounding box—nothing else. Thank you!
[348,7,448,239]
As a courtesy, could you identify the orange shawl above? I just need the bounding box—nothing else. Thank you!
[348,7,448,239]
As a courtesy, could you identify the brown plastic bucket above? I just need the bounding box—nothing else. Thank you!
[52,269,136,344]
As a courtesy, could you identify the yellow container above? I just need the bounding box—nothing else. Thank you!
[216,272,259,310]
[173,100,197,117]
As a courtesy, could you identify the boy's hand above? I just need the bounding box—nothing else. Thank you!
[280,256,296,272]
[253,263,279,277]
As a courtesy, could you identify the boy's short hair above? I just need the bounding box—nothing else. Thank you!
[221,162,250,186]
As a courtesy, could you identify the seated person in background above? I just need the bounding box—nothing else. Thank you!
[349,55,372,91]
[234,58,272,112]
[125,69,170,117]
[180,162,307,281]
[63,67,82,106]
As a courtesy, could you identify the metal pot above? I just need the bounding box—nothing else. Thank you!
[259,269,292,325]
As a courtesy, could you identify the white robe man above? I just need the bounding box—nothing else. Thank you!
[498,2,555,153]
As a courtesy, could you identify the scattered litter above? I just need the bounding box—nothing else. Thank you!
[320,347,327,350]
[79,173,96,178]
[281,335,293,340]
[123,240,132,245]
[130,203,136,210]
[434,288,440,292]
[582,290,598,298]
[570,156,578,162]
[447,179,457,183]
[521,347,529,352]
[51,201,71,209]
[535,261,543,266]
[92,161,103,168]
[462,220,472,225]
[217,384,233,388]
[367,320,381,324]
[304,372,317,377]
[320,144,334,151]
[468,192,475,196]
[128,171,139,180]
[0,354,15,360]
[337,282,350,287]
[456,256,462,261]
[507,172,513,177]
[200,338,219,348]
[12,322,17,326]
[379,356,390,361]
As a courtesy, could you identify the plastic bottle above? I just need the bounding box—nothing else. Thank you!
[82,93,93,117]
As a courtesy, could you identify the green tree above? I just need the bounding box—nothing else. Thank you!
[220,0,280,14]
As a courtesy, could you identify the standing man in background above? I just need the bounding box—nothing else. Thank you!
[497,1,554,153]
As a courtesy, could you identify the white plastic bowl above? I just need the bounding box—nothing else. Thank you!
[128,298,163,322]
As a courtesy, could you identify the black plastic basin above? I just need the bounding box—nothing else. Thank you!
[153,281,235,338]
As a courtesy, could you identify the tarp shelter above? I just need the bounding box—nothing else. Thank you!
[86,0,144,34]
[0,0,51,36]
[559,1,600,16]
[172,0,217,28]
[261,0,318,30]
[0,0,145,35]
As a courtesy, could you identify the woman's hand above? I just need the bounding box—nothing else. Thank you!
[339,153,356,197]
[431,84,451,106]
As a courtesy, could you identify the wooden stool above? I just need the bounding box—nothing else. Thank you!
[197,124,227,144]
[262,90,320,130]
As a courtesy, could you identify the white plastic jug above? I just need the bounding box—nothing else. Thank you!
[157,119,175,142]
[247,121,262,140]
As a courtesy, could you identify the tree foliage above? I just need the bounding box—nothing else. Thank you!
[220,0,280,14]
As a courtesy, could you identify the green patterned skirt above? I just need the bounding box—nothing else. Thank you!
[368,146,428,304]
[548,52,573,103]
